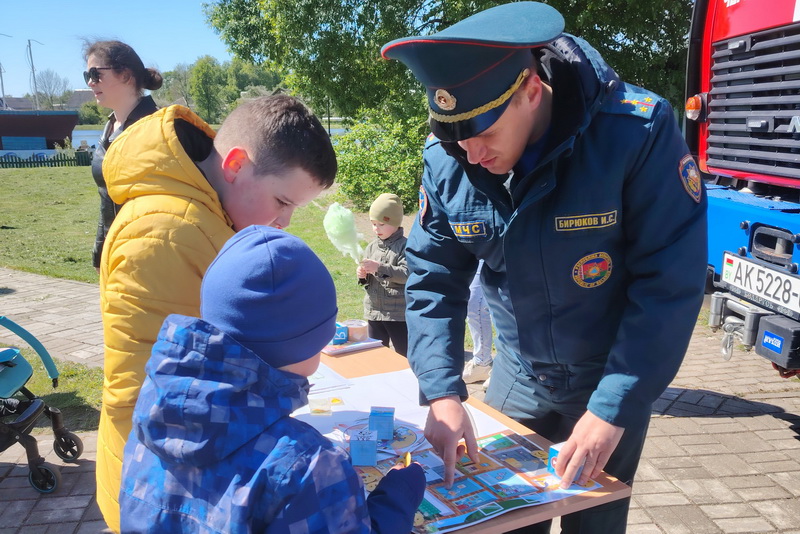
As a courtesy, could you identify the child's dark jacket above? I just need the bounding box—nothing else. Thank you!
[359,228,408,321]
[119,314,424,533]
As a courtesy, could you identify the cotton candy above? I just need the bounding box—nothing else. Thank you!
[323,203,364,263]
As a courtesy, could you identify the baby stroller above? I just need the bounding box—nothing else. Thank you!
[0,315,84,493]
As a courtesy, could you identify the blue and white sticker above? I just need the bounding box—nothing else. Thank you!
[679,154,702,203]
[761,330,784,354]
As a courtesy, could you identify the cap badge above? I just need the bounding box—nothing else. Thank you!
[434,89,457,111]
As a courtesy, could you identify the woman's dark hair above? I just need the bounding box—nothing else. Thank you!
[83,40,163,93]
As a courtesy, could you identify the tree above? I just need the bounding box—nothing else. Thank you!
[221,57,282,112]
[335,111,426,212]
[205,0,693,209]
[34,69,71,110]
[78,101,109,125]
[189,56,225,123]
[153,64,193,107]
[204,0,693,118]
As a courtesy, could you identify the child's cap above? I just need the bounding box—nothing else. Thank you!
[200,225,338,369]
[369,193,404,228]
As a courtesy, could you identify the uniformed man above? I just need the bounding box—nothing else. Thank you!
[381,3,707,533]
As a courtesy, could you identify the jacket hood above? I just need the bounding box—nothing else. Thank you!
[541,34,620,145]
[103,105,229,224]
[131,314,310,467]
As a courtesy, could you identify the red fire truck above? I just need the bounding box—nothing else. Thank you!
[685,0,800,375]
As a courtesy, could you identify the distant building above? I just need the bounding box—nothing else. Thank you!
[2,96,35,111]
[0,90,95,112]
[65,89,95,110]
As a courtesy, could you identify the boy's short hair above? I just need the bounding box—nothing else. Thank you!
[215,95,337,188]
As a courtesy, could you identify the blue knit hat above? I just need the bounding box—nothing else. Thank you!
[200,225,338,369]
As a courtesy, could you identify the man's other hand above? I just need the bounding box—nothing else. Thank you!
[555,411,624,489]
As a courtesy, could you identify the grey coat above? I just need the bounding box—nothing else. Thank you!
[359,228,408,321]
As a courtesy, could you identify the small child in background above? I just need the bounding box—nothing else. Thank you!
[357,193,409,356]
[120,225,425,533]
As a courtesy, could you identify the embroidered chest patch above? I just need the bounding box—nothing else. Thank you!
[679,154,702,203]
[555,211,618,232]
[450,221,487,238]
[572,252,613,288]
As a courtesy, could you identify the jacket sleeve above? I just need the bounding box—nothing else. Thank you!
[587,98,708,429]
[405,151,479,404]
[366,464,426,534]
[375,244,408,284]
[266,447,372,534]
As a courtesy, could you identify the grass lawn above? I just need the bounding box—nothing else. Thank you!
[73,124,105,130]
[0,167,99,283]
[0,167,367,318]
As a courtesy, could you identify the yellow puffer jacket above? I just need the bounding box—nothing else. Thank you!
[96,106,234,532]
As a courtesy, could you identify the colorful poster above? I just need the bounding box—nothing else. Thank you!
[355,430,601,534]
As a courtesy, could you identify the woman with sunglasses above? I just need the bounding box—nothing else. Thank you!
[83,40,162,271]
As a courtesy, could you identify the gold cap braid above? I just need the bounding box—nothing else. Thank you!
[429,68,531,123]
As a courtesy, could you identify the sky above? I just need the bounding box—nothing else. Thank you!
[0,0,233,98]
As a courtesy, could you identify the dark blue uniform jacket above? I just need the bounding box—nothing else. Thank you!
[406,35,708,430]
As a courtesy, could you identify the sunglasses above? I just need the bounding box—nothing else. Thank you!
[83,67,114,84]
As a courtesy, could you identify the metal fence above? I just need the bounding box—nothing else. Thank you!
[0,152,92,169]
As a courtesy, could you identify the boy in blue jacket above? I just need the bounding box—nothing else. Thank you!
[119,225,426,533]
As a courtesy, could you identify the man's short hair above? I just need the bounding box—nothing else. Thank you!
[216,95,337,188]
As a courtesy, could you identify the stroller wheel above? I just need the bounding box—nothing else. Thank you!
[29,463,61,493]
[53,432,84,462]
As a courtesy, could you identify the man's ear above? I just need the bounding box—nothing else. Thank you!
[221,147,248,184]
[521,72,544,110]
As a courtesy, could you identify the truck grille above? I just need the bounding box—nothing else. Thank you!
[708,22,800,181]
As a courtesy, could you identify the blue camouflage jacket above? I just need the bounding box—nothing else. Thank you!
[406,35,708,429]
[120,314,424,534]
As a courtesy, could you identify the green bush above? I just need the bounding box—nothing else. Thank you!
[335,112,427,212]
[78,101,109,125]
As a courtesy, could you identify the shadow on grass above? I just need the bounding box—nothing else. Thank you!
[20,390,101,434]
[3,345,103,433]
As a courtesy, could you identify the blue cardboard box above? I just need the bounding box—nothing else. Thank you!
[369,406,395,441]
[350,429,378,466]
[331,323,349,345]
[547,441,584,481]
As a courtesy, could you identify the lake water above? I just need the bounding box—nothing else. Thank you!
[71,127,347,149]
[71,129,103,148]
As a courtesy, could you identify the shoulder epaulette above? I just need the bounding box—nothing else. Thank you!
[424,132,441,149]
[602,92,658,120]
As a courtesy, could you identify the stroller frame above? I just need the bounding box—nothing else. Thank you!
[0,315,84,493]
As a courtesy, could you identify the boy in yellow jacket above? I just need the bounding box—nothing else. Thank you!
[96,95,337,532]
